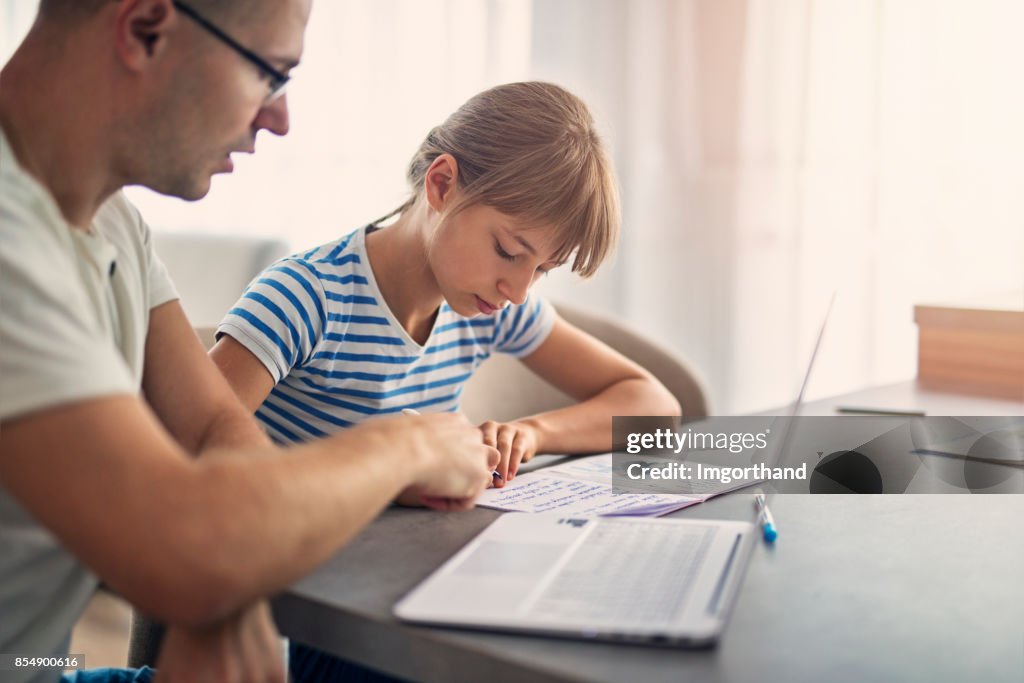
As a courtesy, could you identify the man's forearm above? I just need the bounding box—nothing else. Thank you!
[2,396,488,629]
[155,426,415,623]
[108,423,415,626]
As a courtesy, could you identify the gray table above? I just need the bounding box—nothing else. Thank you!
[273,383,1024,683]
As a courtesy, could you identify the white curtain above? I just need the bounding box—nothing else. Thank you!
[2,2,37,63]
[5,1,1023,413]
[531,0,1024,412]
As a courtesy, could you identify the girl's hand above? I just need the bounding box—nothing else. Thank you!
[478,420,540,486]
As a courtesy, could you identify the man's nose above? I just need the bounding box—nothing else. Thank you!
[253,93,290,137]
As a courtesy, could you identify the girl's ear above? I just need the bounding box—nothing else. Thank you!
[423,154,460,212]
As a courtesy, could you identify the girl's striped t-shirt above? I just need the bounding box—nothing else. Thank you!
[217,226,555,444]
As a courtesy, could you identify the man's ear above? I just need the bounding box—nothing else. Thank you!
[423,154,460,213]
[114,0,177,71]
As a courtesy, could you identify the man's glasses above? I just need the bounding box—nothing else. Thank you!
[172,0,290,103]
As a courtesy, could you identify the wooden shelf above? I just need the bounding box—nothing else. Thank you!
[914,300,1024,400]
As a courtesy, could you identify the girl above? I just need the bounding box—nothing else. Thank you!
[211,80,681,683]
[211,81,680,482]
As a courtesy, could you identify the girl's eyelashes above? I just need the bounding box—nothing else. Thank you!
[494,237,563,274]
[494,240,516,262]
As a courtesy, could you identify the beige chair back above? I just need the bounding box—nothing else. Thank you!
[155,232,289,327]
[460,302,708,423]
[195,326,218,351]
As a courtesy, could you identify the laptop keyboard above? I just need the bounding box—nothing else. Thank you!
[524,520,715,626]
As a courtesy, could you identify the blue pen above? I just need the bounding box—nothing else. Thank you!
[401,408,504,482]
[753,490,778,543]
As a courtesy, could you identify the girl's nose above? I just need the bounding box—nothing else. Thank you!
[497,271,531,306]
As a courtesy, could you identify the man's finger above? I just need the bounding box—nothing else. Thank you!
[419,495,454,510]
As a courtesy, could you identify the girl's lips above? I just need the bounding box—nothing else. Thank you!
[475,295,497,315]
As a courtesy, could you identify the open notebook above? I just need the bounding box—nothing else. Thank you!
[476,452,759,516]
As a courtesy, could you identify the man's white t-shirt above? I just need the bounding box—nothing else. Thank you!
[0,128,178,682]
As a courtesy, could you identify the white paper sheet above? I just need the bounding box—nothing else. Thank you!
[477,453,713,516]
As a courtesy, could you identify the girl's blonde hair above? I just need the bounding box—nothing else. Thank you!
[378,82,620,278]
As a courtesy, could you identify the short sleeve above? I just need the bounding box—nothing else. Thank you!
[217,259,326,383]
[491,293,556,358]
[135,206,178,310]
[92,192,178,311]
[0,221,135,421]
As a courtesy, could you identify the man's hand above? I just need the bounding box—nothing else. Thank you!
[391,413,499,510]
[153,600,284,683]
[478,420,540,485]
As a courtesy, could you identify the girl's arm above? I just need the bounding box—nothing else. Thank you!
[482,317,680,481]
[209,335,278,413]
[144,302,272,456]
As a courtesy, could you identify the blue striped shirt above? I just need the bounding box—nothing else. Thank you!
[218,226,555,444]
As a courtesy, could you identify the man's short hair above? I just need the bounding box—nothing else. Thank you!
[38,0,264,26]
[37,0,110,21]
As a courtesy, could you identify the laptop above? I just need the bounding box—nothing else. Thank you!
[394,299,834,646]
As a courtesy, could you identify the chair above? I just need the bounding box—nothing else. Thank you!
[127,614,164,670]
[460,302,708,423]
[153,231,289,327]
[129,233,283,668]
[193,326,218,351]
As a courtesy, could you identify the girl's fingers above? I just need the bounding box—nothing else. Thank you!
[508,433,527,480]
[478,421,499,447]
[495,426,515,482]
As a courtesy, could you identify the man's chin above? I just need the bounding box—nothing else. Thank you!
[174,187,212,202]
[151,176,213,202]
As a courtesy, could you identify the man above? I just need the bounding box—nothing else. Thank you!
[0,2,499,682]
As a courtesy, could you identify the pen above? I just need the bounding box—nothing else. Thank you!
[401,408,504,482]
[753,490,777,543]
[836,406,926,417]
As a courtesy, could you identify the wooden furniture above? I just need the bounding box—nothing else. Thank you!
[914,296,1024,401]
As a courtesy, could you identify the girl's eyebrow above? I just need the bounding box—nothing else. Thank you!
[511,234,538,256]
